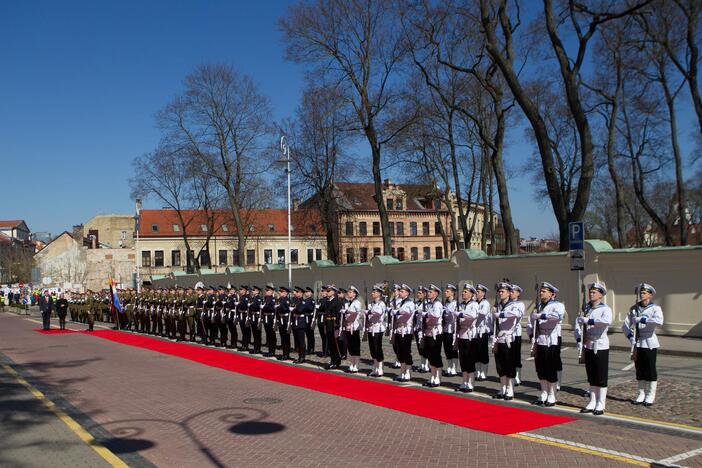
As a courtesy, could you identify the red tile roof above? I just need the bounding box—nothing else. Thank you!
[333,182,443,211]
[0,219,26,229]
[137,209,324,238]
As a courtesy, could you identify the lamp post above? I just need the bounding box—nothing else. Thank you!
[280,136,292,290]
[135,199,142,294]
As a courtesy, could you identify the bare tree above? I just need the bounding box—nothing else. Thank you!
[281,0,414,255]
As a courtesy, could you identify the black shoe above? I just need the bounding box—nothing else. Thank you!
[631,400,643,405]
[531,400,544,406]
[325,364,338,370]
[592,410,604,415]
[316,352,324,357]
[580,408,593,414]
[422,381,431,387]
[503,396,513,401]
[643,402,653,407]
[276,356,283,361]
[544,401,556,407]
[492,394,504,399]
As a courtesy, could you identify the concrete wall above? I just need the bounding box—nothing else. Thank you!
[152,240,702,338]
[84,214,136,249]
[84,249,136,291]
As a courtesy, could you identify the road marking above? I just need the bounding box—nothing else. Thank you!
[510,432,654,466]
[1,363,127,468]
[657,446,702,465]
[621,362,635,371]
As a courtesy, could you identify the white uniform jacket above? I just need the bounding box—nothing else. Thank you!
[443,299,457,334]
[494,300,523,345]
[475,299,492,337]
[366,300,387,334]
[343,299,362,332]
[531,300,565,347]
[394,297,416,335]
[622,302,664,349]
[456,300,479,340]
[574,302,612,352]
[423,299,443,338]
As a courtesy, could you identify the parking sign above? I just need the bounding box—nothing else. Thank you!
[569,221,585,271]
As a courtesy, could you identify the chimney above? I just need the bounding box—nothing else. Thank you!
[383,179,391,188]
[72,224,84,240]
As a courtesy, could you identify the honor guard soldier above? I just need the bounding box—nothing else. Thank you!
[491,282,523,400]
[623,283,664,407]
[423,284,444,387]
[316,286,329,357]
[343,286,363,373]
[261,284,277,356]
[390,284,402,369]
[414,286,429,373]
[226,286,238,349]
[215,286,227,346]
[194,284,206,342]
[366,284,387,377]
[442,284,459,377]
[474,284,491,380]
[249,286,263,354]
[510,285,525,385]
[324,286,343,369]
[304,287,316,355]
[576,282,612,415]
[392,284,416,382]
[290,286,307,363]
[276,286,292,361]
[529,282,565,407]
[455,284,479,392]
[237,285,251,352]
[203,287,216,345]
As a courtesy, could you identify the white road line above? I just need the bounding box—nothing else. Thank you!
[518,431,657,464]
[656,446,702,465]
[621,362,635,371]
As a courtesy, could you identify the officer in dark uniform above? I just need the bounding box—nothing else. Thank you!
[226,286,238,349]
[214,286,226,346]
[316,286,329,357]
[324,285,343,369]
[237,285,251,352]
[291,286,309,363]
[304,287,316,354]
[276,286,292,361]
[203,286,215,345]
[194,285,206,342]
[261,284,277,357]
[248,286,263,354]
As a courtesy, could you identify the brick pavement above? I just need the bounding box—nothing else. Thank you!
[2,311,701,467]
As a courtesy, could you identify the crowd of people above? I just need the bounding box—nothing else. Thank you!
[57,280,663,416]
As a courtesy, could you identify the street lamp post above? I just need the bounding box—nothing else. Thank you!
[280,136,292,290]
[135,199,142,294]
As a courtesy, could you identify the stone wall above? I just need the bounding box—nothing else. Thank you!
[84,249,136,291]
[152,240,702,338]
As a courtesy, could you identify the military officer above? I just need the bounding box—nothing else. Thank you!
[474,284,491,381]
[324,286,343,369]
[275,286,292,361]
[413,286,429,373]
[510,284,525,385]
[529,282,565,407]
[393,284,416,382]
[491,282,522,401]
[238,285,251,352]
[316,286,329,357]
[442,284,458,377]
[261,284,277,357]
[623,283,664,407]
[423,284,444,387]
[455,284,479,393]
[390,284,402,369]
[249,286,263,354]
[366,284,387,377]
[226,285,238,349]
[291,286,309,363]
[214,286,227,346]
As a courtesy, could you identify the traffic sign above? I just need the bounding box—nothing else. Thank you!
[568,221,584,250]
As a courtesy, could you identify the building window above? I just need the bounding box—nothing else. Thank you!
[373,247,381,258]
[359,221,367,236]
[172,224,180,232]
[372,222,380,235]
[141,251,151,267]
[264,249,273,264]
[246,249,255,265]
[395,198,403,210]
[435,199,442,209]
[187,250,195,266]
[389,222,395,236]
[345,221,354,236]
[434,222,441,235]
[397,247,405,261]
[423,247,431,260]
[154,250,164,267]
[120,230,127,240]
[199,250,210,267]
[277,249,285,265]
[171,250,181,267]
[386,198,393,210]
[201,224,208,232]
[315,248,322,260]
[360,247,368,263]
[290,249,298,264]
[307,248,314,263]
[346,248,355,264]
[422,222,430,235]
[221,224,228,232]
[396,222,404,236]
[411,247,418,261]
[268,224,275,232]
[232,250,240,265]
[436,246,443,259]
[391,247,396,257]
[410,222,417,236]
[151,224,158,232]
[218,249,227,266]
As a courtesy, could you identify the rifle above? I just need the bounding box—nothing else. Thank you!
[578,282,587,364]
[361,281,369,342]
[530,282,541,358]
[286,299,294,333]
[631,285,640,362]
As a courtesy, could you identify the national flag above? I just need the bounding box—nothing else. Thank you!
[108,278,124,314]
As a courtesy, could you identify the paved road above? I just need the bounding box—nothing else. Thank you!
[1,311,701,467]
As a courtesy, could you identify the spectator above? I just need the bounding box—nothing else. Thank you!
[56,293,69,330]
[39,290,53,330]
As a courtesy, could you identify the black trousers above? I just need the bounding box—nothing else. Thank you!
[476,334,490,364]
[317,320,327,355]
[293,328,306,358]
[219,322,228,346]
[441,332,458,359]
[585,348,609,387]
[635,347,657,381]
[264,320,276,354]
[343,330,361,356]
[305,325,315,353]
[457,338,477,373]
[278,325,291,357]
[241,321,251,349]
[252,323,262,351]
[41,312,50,330]
[535,344,559,382]
[556,336,563,371]
[228,320,238,348]
[395,334,413,365]
[210,321,220,345]
[368,332,385,362]
[58,313,66,330]
[511,336,522,369]
[495,342,517,378]
[325,321,341,365]
[414,330,427,358]
[200,318,209,342]
[425,335,443,368]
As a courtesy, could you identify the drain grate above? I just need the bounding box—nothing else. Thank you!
[243,397,282,406]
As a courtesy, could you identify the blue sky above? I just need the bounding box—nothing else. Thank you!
[0,1,696,240]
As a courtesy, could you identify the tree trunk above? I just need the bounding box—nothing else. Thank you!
[490,105,518,254]
[605,64,626,248]
[366,127,392,255]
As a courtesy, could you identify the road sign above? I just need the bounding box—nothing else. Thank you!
[568,221,585,250]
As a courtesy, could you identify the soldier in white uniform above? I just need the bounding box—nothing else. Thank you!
[442,284,459,377]
[491,282,523,400]
[391,284,402,369]
[414,286,429,373]
[528,282,565,407]
[510,284,525,385]
[366,284,387,377]
[474,284,491,380]
[343,286,363,373]
[422,284,444,388]
[455,283,479,393]
[575,282,612,415]
[623,283,664,407]
[393,284,416,382]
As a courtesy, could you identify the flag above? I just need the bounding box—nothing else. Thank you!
[109,278,124,314]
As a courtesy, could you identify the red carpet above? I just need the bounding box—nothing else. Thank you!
[86,330,574,435]
[35,328,77,334]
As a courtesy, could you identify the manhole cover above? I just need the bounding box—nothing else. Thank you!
[243,397,282,405]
